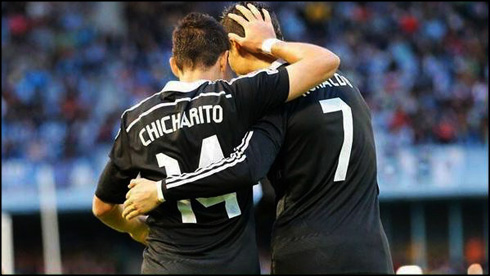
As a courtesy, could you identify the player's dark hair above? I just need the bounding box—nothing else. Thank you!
[220,1,284,40]
[172,12,230,70]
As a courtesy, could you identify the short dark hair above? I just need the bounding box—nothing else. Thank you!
[172,12,230,70]
[220,1,284,40]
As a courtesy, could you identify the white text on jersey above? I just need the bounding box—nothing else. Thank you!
[139,104,224,146]
[308,73,353,93]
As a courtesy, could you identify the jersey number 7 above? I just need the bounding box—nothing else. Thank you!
[155,135,241,223]
[320,98,353,182]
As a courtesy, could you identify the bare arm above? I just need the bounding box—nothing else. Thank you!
[92,195,149,245]
[228,4,340,102]
[272,41,340,101]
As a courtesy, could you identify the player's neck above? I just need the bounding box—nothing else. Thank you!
[179,67,221,83]
[243,57,276,74]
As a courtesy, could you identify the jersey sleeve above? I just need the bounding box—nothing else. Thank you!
[95,118,138,204]
[161,109,286,201]
[228,67,289,128]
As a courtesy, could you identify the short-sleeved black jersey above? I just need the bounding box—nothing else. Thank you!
[158,62,393,273]
[95,66,289,273]
[270,68,377,234]
[266,69,393,273]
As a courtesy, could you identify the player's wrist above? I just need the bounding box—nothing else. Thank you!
[156,180,165,203]
[261,38,281,55]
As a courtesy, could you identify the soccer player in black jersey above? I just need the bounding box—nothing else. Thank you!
[124,2,394,274]
[93,8,340,274]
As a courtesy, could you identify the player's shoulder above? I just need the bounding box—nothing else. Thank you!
[213,64,284,88]
[162,79,238,99]
[120,80,211,127]
[119,89,165,129]
[202,60,287,95]
[120,79,239,131]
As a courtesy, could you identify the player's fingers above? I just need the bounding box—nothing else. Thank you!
[128,181,137,189]
[227,13,248,28]
[122,204,132,218]
[125,210,140,220]
[130,178,141,185]
[235,5,255,21]
[262,8,272,23]
[247,4,263,20]
[126,190,131,199]
[228,33,245,45]
[123,204,140,219]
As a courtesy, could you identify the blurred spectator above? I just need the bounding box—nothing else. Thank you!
[2,2,488,159]
[2,2,487,167]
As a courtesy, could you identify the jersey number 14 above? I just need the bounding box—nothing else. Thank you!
[155,135,241,223]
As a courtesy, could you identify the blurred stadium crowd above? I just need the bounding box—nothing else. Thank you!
[1,1,488,274]
[2,2,488,163]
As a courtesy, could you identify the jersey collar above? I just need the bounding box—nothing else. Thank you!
[161,60,286,93]
[269,59,287,70]
[161,79,210,93]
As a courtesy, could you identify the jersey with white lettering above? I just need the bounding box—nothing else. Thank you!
[267,69,393,274]
[95,66,289,273]
[158,65,393,273]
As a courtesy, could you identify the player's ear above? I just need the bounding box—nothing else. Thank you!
[219,51,229,73]
[229,40,246,61]
[233,41,248,57]
[169,56,181,79]
[229,40,240,54]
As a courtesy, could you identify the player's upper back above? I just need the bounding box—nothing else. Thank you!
[270,70,379,234]
[120,66,289,179]
[113,67,289,254]
[122,80,242,175]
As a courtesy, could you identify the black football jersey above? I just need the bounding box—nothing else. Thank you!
[267,68,393,273]
[95,66,289,273]
[158,62,393,273]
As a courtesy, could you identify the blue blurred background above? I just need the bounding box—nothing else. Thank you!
[1,2,488,274]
